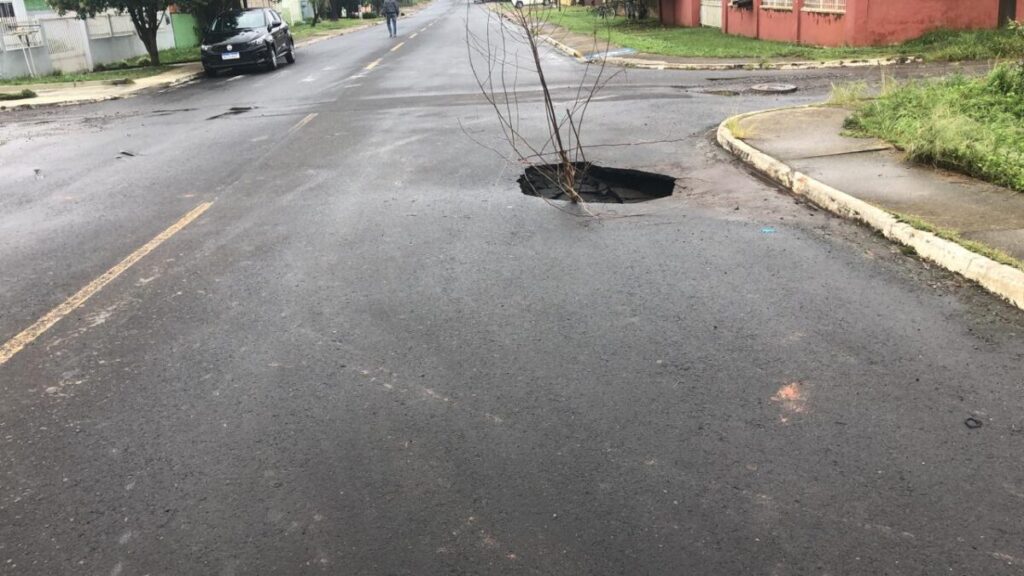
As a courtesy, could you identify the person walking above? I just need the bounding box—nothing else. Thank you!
[383,0,399,38]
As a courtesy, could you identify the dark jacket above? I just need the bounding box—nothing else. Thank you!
[382,0,399,16]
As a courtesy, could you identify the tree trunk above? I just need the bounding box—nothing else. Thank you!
[127,6,162,66]
[141,27,160,65]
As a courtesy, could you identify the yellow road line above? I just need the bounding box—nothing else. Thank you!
[288,112,318,134]
[410,32,418,38]
[0,202,213,367]
[366,58,382,70]
[390,41,405,52]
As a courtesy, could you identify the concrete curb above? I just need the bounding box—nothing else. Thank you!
[539,34,586,61]
[717,108,1024,311]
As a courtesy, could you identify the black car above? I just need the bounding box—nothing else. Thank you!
[200,8,295,76]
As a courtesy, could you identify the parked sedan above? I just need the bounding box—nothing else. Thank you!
[200,8,295,76]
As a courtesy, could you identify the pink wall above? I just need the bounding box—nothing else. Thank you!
[723,0,758,38]
[757,6,799,42]
[798,10,846,46]
[659,0,699,27]
[856,0,1000,45]
[668,0,1013,46]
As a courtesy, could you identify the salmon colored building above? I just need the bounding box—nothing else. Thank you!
[659,0,1023,46]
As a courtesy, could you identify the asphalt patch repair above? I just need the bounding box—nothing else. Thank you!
[518,163,676,203]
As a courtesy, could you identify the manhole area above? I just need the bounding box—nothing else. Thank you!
[518,163,676,203]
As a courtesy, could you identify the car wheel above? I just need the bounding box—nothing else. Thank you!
[285,40,295,64]
[266,45,279,71]
[204,66,218,78]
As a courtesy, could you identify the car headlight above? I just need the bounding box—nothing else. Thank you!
[200,44,211,52]
[247,35,272,47]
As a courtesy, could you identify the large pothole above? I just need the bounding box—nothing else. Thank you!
[518,163,676,203]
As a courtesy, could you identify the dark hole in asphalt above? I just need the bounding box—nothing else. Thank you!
[151,108,198,116]
[207,106,256,120]
[518,163,676,204]
[705,89,741,97]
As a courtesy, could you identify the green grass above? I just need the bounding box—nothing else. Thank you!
[291,17,379,42]
[846,63,1024,193]
[0,89,37,101]
[895,212,1024,271]
[826,81,870,107]
[548,7,1024,61]
[156,46,202,65]
[724,116,753,139]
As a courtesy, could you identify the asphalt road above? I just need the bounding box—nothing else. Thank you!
[1,2,1023,574]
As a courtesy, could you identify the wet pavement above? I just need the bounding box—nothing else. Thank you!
[1,2,1023,574]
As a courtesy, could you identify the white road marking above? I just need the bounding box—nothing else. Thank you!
[288,112,318,134]
[390,42,405,52]
[365,58,383,70]
[225,75,245,82]
[300,75,317,83]
[409,32,418,38]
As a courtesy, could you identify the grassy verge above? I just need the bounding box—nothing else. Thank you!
[845,63,1024,193]
[291,17,379,42]
[895,213,1024,272]
[547,7,1024,61]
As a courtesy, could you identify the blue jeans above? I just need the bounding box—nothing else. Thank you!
[386,15,397,36]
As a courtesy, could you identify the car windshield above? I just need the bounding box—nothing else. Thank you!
[209,11,266,33]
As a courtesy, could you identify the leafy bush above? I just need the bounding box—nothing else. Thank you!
[362,11,377,18]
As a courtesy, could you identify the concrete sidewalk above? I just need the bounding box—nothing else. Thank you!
[1,63,204,110]
[720,105,1024,308]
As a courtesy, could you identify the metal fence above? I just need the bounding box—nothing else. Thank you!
[1,16,43,51]
[802,0,845,13]
[38,16,90,72]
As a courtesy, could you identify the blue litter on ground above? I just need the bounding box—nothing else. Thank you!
[584,48,638,61]
[761,227,777,234]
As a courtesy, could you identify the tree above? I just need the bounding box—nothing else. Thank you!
[48,0,170,65]
[176,0,243,35]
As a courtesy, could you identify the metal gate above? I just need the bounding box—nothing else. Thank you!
[701,0,722,28]
[39,17,89,73]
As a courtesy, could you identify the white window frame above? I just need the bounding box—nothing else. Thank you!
[761,0,795,11]
[802,0,846,13]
